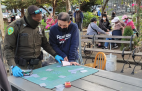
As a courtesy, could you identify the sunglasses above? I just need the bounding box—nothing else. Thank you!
[33,9,42,14]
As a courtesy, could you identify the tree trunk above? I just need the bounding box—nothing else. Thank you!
[102,0,109,15]
[53,0,56,16]
[14,8,17,13]
[136,0,141,32]
[66,0,71,12]
[21,8,24,17]
[0,2,5,40]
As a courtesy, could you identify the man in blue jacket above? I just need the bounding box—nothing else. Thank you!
[74,6,84,31]
[49,12,79,65]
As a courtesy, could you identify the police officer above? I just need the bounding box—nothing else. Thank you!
[4,5,63,77]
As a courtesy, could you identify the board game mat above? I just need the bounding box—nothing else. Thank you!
[22,63,99,89]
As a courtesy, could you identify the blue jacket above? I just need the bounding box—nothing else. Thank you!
[97,10,101,17]
[74,11,84,23]
[49,22,79,62]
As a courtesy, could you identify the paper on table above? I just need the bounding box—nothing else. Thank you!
[55,84,65,91]
[56,66,61,68]
[109,31,112,36]
[24,75,33,78]
[24,74,39,78]
[46,69,53,71]
[62,61,70,66]
[68,70,75,72]
[80,70,88,73]
[40,77,48,80]
[58,75,66,78]
[68,68,84,73]
[31,74,40,78]
[71,71,76,74]
[76,68,84,71]
[39,83,46,87]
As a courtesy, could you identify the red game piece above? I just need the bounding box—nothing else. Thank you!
[65,82,71,88]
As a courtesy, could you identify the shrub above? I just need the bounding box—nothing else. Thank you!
[83,12,98,28]
[41,19,46,28]
[120,26,133,51]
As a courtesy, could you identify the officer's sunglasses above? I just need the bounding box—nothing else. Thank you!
[33,9,42,14]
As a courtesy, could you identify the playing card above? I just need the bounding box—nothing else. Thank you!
[71,71,76,74]
[39,83,46,87]
[41,77,48,80]
[62,61,70,66]
[80,70,88,73]
[56,66,61,68]
[58,75,66,78]
[46,69,53,71]
[31,74,39,78]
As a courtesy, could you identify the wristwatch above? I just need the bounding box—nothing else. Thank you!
[11,66,15,69]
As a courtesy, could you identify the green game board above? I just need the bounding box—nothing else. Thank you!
[22,63,99,89]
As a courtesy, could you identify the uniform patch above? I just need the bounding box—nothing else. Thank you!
[8,27,14,35]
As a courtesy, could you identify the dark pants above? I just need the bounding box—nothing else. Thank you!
[76,22,82,31]
[112,30,122,46]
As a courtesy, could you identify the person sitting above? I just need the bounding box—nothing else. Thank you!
[99,14,111,32]
[122,15,138,36]
[102,17,125,49]
[87,18,108,47]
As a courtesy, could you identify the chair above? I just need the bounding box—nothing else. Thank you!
[85,52,107,70]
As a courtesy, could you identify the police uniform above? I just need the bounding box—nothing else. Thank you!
[4,7,56,69]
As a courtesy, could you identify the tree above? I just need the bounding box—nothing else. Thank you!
[0,0,4,40]
[66,0,71,12]
[2,0,51,17]
[136,0,141,32]
[79,0,102,12]
[2,0,37,17]
[102,0,109,15]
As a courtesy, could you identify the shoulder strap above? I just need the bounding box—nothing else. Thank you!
[90,23,98,34]
[15,20,21,56]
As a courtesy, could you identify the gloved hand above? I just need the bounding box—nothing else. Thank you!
[12,66,23,77]
[55,55,63,64]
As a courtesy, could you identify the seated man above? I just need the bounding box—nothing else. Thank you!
[49,12,79,65]
[87,18,109,47]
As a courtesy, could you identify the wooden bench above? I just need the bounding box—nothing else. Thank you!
[131,47,142,74]
[81,34,134,73]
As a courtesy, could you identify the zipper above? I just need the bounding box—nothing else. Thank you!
[33,28,36,57]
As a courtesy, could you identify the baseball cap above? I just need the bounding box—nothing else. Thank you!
[111,17,119,23]
[122,15,128,20]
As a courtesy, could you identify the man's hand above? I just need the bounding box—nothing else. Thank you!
[107,29,110,32]
[12,66,23,77]
[55,55,64,64]
[64,57,68,61]
[105,32,109,35]
[70,62,79,66]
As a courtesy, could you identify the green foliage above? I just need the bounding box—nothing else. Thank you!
[83,12,98,28]
[80,0,102,12]
[41,19,46,28]
[2,0,37,9]
[120,26,133,51]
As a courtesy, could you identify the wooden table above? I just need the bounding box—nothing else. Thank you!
[8,68,142,91]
